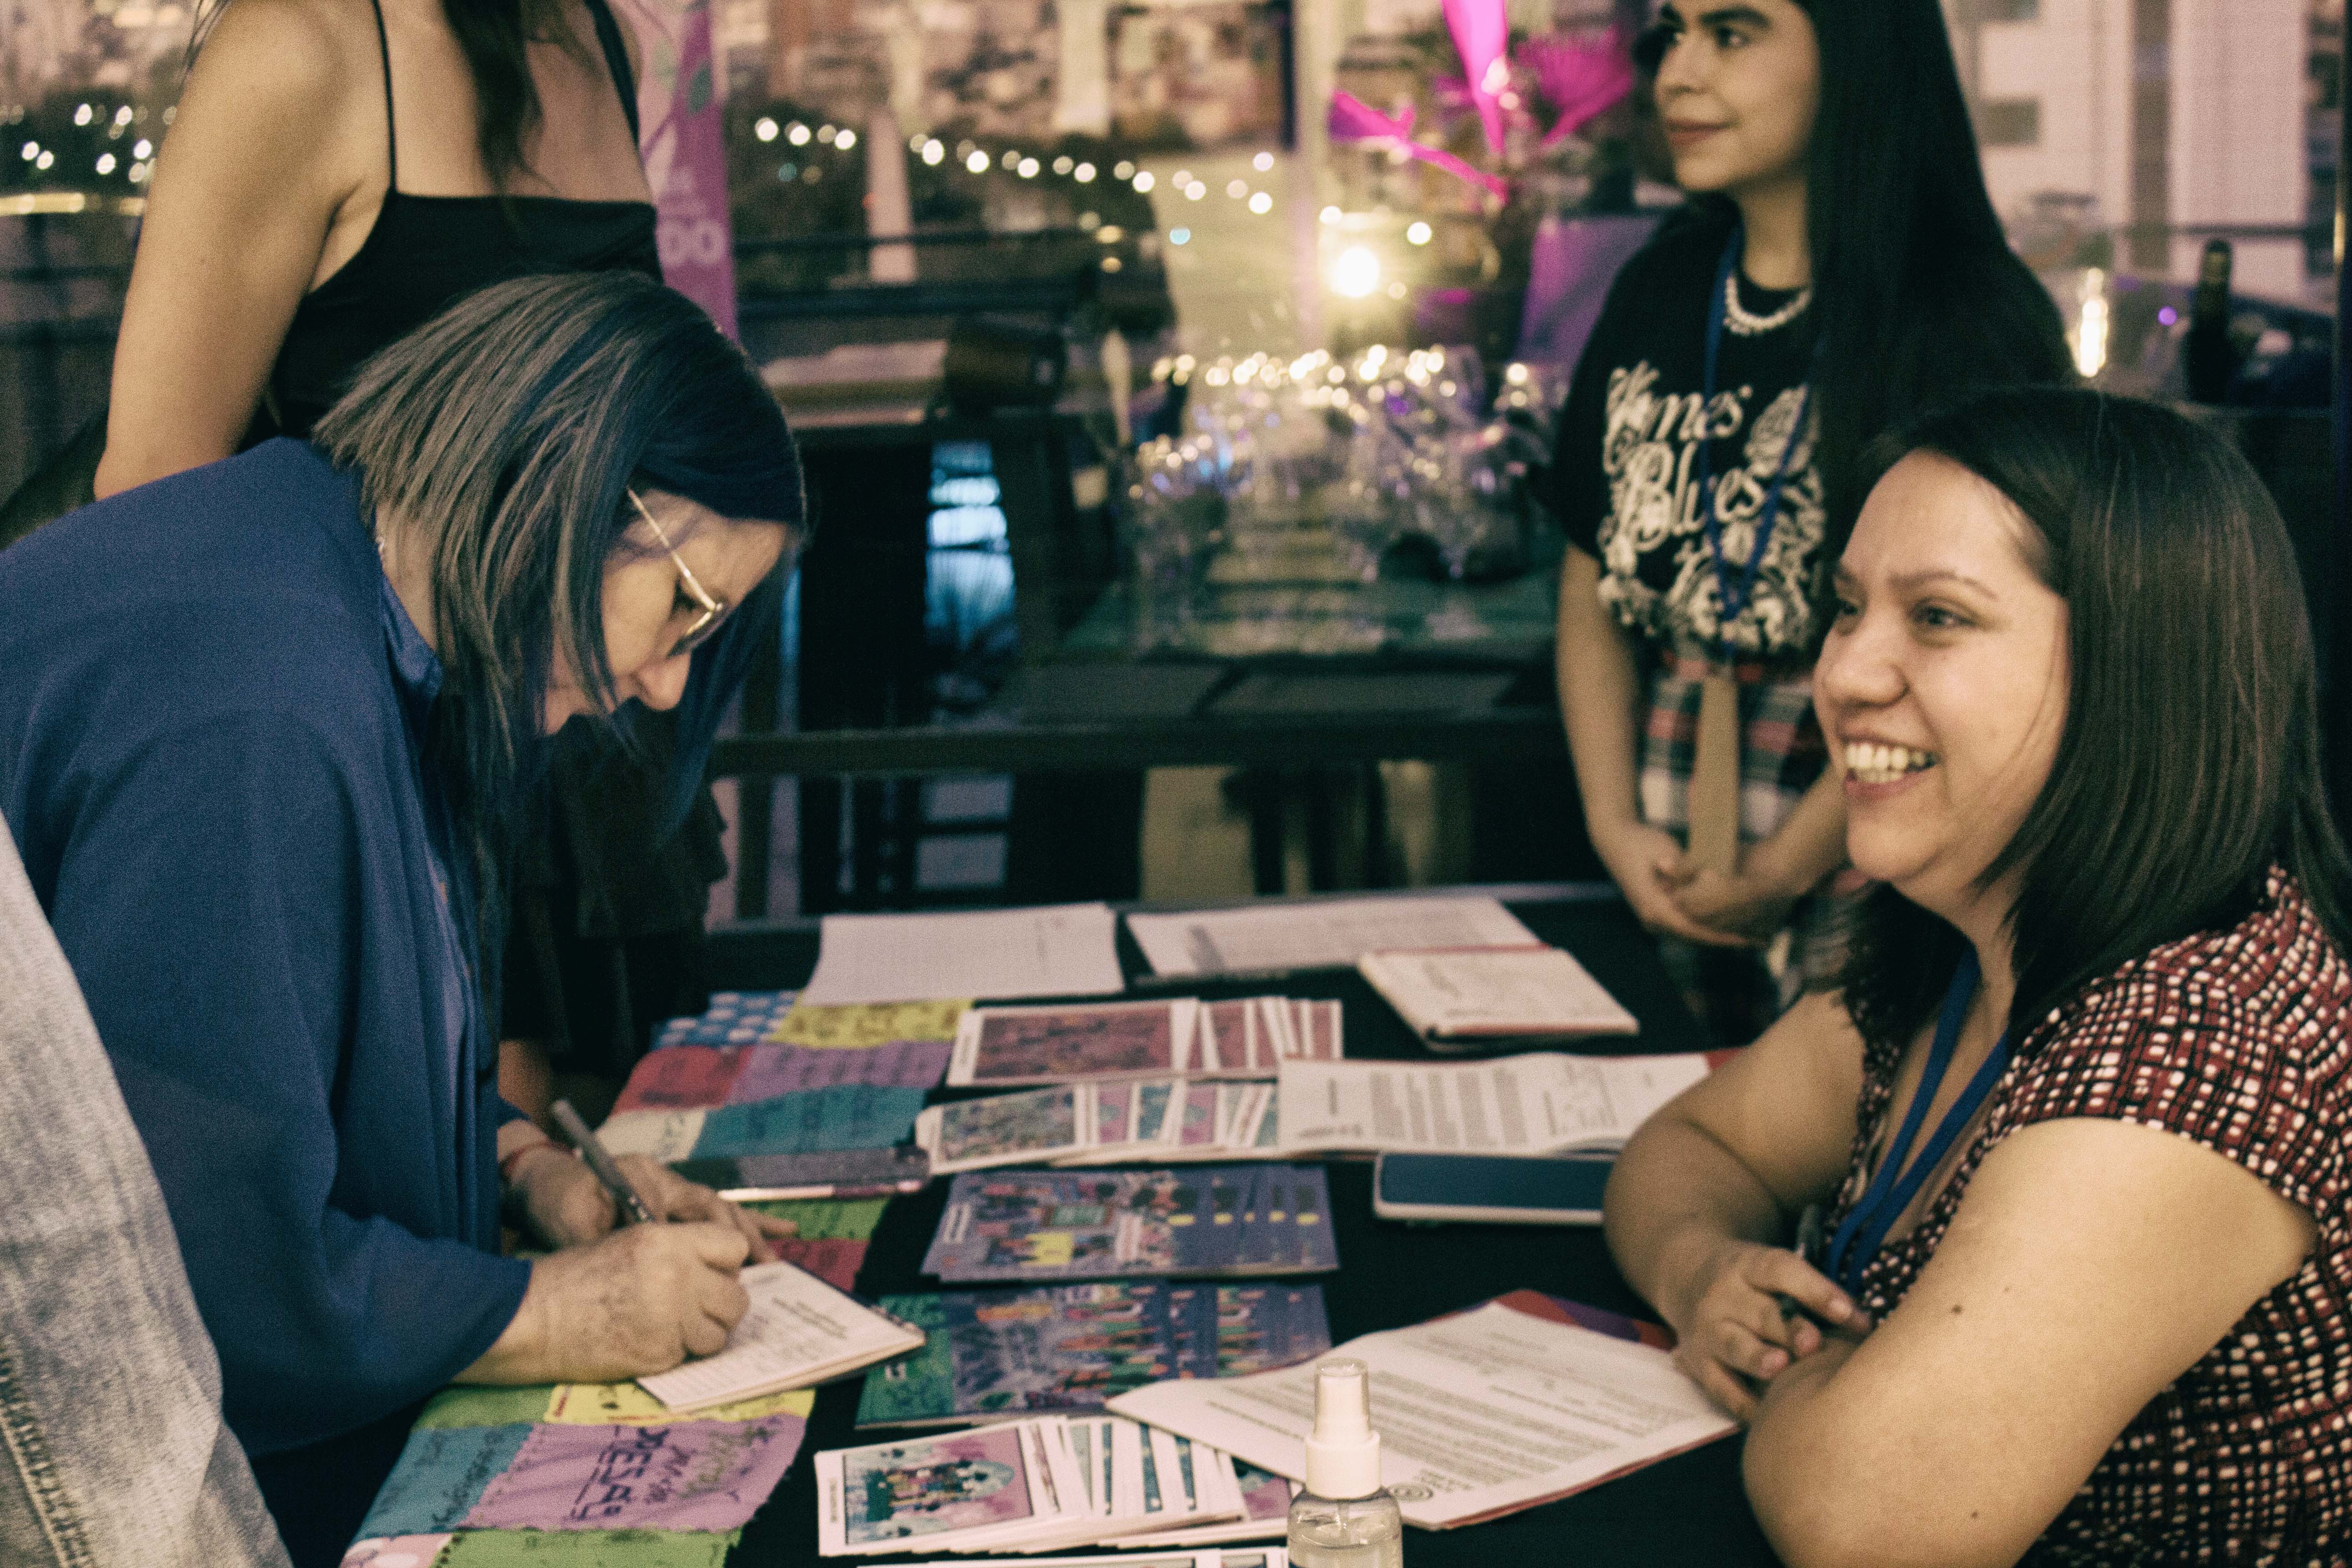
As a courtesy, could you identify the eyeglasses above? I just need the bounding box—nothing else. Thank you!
[628,487,731,658]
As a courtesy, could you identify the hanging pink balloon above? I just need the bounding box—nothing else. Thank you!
[1441,0,1511,155]
[1327,90,1509,200]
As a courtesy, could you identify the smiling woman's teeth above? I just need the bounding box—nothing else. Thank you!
[1843,742,1937,784]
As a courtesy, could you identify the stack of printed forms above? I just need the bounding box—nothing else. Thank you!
[919,997,1343,1174]
[816,1414,1262,1555]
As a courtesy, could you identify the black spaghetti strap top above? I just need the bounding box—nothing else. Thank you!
[260,0,660,439]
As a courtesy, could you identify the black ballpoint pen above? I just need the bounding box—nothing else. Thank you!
[550,1098,660,1226]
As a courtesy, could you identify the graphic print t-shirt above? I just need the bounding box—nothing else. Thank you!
[1540,214,1823,665]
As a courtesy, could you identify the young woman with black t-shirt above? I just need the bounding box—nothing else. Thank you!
[1541,0,2073,1042]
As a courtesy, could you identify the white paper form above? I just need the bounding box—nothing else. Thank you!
[1126,896,1540,979]
[638,1261,920,1411]
[798,902,1125,1005]
[1359,946,1639,1039]
[1275,1053,1711,1156]
[1108,1299,1735,1529]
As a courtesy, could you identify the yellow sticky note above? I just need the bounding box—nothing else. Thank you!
[542,1381,816,1426]
[769,1000,970,1048]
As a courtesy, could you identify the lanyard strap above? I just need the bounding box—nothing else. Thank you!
[1824,950,2012,1297]
[1698,228,1813,666]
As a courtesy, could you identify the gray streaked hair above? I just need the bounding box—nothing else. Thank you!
[311,270,802,937]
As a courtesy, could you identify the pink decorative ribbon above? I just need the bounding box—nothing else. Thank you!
[1518,32,1636,146]
[1327,90,1509,200]
[1441,0,1511,154]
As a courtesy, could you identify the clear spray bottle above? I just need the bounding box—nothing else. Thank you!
[1286,1358,1405,1568]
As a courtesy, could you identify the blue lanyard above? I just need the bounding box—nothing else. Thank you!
[1824,951,2011,1296]
[1698,228,1813,665]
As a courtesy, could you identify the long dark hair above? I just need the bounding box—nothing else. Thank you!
[312,272,803,936]
[1833,388,2352,1055]
[1640,0,2077,554]
[192,0,566,192]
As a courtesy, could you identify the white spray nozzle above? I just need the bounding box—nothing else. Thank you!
[1303,1358,1384,1499]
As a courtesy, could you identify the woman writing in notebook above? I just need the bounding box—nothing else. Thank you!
[0,273,799,1565]
[95,0,729,1146]
[1604,387,2352,1566]
[1543,0,2072,1042]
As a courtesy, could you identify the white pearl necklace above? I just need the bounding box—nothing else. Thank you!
[1724,267,1813,337]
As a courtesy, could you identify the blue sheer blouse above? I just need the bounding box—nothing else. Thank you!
[0,438,755,1458]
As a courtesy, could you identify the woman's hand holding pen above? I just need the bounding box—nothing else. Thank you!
[461,1222,755,1385]
[1660,1233,1872,1424]
[510,1147,793,1260]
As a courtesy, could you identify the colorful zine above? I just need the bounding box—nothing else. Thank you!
[814,1416,1088,1555]
[948,1000,1202,1088]
[855,1283,1332,1428]
[914,1085,1092,1173]
[921,1167,1339,1283]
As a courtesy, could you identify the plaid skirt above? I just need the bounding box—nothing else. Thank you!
[1638,650,1853,1044]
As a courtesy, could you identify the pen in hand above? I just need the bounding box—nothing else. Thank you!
[550,1098,660,1228]
[1775,1202,1828,1328]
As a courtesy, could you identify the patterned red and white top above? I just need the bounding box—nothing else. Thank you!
[1830,871,2352,1567]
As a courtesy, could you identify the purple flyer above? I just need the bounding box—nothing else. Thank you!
[462,1417,804,1533]
[729,1039,951,1101]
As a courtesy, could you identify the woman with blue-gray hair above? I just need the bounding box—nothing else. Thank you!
[0,269,802,1563]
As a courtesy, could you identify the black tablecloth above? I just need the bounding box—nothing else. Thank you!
[711,892,1784,1567]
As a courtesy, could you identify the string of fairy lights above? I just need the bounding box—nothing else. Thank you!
[2,98,170,199]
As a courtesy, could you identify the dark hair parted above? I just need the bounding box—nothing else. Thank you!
[311,270,802,922]
[1641,0,2077,558]
[1832,387,2352,1056]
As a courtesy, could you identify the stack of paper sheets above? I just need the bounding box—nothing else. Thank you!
[1108,1291,1737,1530]
[799,903,1126,1005]
[856,1282,1332,1427]
[947,996,1342,1088]
[816,1415,1259,1555]
[916,1077,1289,1172]
[1274,1051,1717,1157]
[920,1167,1338,1283]
[1127,894,1541,978]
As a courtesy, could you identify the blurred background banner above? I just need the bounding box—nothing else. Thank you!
[626,0,740,338]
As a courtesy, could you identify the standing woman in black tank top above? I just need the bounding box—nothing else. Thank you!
[99,0,655,486]
[95,0,731,1126]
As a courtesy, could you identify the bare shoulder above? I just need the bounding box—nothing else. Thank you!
[185,0,375,103]
[162,0,388,211]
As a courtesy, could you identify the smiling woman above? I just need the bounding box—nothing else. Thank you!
[1602,387,2352,1568]
[1542,0,2075,1046]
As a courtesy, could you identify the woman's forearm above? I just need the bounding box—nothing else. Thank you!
[1748,758,1849,899]
[1555,547,1647,848]
[1606,1110,1794,1329]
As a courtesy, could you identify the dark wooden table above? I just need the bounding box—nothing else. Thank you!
[709,886,1783,1567]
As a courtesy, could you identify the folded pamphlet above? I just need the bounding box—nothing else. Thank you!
[1357,946,1638,1049]
[1127,895,1540,978]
